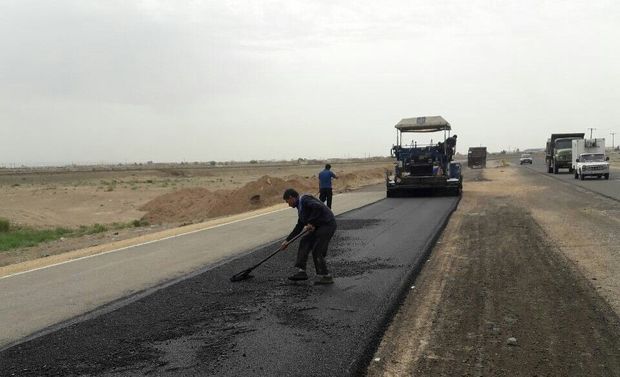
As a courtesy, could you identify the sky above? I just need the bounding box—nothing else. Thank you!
[1,0,619,166]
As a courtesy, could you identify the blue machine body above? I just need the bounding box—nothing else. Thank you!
[386,116,462,196]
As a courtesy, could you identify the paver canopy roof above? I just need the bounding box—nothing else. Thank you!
[395,116,451,132]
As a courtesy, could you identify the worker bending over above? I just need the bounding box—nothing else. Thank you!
[280,188,337,285]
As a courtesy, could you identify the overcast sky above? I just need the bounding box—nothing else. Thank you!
[1,0,619,166]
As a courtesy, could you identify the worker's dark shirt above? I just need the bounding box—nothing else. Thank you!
[446,137,456,148]
[286,195,336,241]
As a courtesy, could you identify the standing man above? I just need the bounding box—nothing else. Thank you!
[318,164,338,209]
[446,134,458,162]
[280,188,337,285]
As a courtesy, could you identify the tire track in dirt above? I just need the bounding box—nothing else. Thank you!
[368,167,620,376]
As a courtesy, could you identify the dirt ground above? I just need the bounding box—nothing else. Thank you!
[367,160,620,376]
[6,156,620,376]
[0,161,391,267]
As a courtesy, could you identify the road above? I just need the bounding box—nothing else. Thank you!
[0,187,385,348]
[0,193,459,376]
[519,156,620,201]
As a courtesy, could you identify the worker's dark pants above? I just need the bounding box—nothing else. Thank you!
[319,188,333,209]
[295,221,337,275]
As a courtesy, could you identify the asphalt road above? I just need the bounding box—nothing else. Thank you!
[0,194,459,376]
[518,156,620,202]
[0,188,386,348]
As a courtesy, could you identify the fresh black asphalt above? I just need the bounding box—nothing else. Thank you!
[1,196,459,376]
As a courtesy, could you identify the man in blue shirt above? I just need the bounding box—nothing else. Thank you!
[318,164,338,209]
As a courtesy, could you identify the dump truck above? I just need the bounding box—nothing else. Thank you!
[386,116,462,197]
[545,133,585,173]
[467,147,487,168]
[572,138,610,180]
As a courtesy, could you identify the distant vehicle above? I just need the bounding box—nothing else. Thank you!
[467,147,487,168]
[386,116,462,197]
[519,154,533,165]
[545,133,585,174]
[572,138,610,180]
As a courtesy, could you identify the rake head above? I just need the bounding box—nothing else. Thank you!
[230,268,255,282]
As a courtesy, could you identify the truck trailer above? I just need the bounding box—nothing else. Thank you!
[572,138,610,180]
[545,133,585,174]
[467,147,487,168]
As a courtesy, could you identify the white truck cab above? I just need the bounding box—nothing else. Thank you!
[572,138,610,180]
[519,154,533,164]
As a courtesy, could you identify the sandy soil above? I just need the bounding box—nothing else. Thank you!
[0,161,391,268]
[367,160,620,376]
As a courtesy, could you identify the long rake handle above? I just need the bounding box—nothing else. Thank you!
[230,229,310,282]
[248,229,308,270]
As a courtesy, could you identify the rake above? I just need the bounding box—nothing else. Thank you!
[229,229,308,282]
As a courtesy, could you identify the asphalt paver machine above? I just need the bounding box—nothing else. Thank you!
[386,116,462,197]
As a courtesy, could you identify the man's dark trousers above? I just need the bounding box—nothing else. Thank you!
[295,220,337,275]
[319,188,333,209]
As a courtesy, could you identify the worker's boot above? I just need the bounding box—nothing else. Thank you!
[288,270,308,281]
[314,274,334,285]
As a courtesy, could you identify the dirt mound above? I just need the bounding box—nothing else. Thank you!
[140,168,387,224]
[140,175,312,224]
[333,168,386,191]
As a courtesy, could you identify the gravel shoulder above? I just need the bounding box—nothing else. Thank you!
[367,162,620,376]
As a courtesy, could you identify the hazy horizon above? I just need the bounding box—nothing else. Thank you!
[0,148,548,169]
[2,1,619,166]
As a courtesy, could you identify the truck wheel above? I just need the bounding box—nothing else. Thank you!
[605,174,610,180]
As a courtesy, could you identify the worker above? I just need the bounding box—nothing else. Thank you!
[318,163,338,209]
[280,188,337,285]
[446,134,458,161]
[432,162,444,176]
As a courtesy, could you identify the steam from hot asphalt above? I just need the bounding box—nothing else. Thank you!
[0,195,459,377]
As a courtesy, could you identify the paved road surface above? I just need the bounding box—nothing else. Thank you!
[0,195,459,376]
[0,187,385,348]
[518,157,620,202]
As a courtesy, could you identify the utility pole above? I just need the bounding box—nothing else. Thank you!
[611,132,617,150]
[587,127,596,139]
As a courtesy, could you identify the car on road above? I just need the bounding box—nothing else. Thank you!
[574,153,610,180]
[520,154,533,165]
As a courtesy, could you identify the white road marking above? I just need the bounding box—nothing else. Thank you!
[0,206,289,280]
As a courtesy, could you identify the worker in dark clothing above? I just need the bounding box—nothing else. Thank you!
[280,188,337,285]
[446,134,457,162]
[318,164,338,209]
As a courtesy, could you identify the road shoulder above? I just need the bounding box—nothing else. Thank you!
[368,165,620,376]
